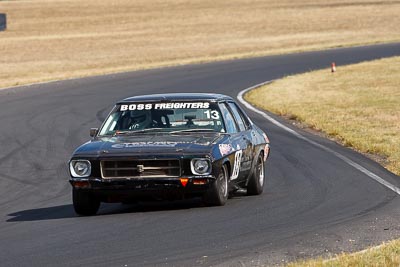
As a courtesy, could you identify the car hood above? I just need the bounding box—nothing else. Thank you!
[72,133,226,157]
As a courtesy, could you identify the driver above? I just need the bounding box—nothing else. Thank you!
[129,110,152,130]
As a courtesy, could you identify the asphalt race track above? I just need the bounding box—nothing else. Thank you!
[1,43,400,266]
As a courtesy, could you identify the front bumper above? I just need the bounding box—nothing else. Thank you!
[69,176,214,202]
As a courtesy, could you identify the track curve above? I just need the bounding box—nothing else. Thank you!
[1,43,400,266]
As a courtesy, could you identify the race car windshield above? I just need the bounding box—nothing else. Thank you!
[98,102,226,135]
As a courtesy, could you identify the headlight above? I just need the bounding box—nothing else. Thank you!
[70,160,91,178]
[191,158,211,175]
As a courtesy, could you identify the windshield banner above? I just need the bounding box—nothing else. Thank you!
[120,102,210,111]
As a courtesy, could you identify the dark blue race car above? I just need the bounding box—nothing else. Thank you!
[69,93,270,215]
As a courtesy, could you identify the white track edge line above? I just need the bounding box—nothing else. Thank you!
[237,81,400,195]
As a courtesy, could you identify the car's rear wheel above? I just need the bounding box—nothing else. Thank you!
[247,153,265,195]
[73,188,100,216]
[203,164,228,206]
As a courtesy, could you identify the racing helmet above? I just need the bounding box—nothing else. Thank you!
[129,110,152,129]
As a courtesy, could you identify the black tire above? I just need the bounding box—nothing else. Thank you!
[247,153,265,196]
[73,188,100,216]
[203,164,229,206]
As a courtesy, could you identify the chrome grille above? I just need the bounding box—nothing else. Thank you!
[101,159,180,179]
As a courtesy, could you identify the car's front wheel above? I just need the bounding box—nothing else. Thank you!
[73,188,100,216]
[203,164,228,206]
[247,153,265,195]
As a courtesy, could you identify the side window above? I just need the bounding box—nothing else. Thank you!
[219,103,238,134]
[227,102,247,131]
[233,103,251,128]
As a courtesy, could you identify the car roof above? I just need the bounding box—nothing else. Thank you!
[118,93,234,104]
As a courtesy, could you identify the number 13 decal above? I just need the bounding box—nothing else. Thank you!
[231,150,242,180]
[204,110,220,119]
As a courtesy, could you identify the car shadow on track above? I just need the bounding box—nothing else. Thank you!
[99,198,205,215]
[99,190,249,216]
[6,199,208,222]
[6,191,249,222]
[6,204,76,222]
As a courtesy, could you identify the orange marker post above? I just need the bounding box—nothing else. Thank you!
[331,62,336,73]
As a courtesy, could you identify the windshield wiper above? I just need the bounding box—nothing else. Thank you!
[113,128,164,136]
[169,129,216,134]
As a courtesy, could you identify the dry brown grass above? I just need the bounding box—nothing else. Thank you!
[287,239,400,267]
[1,0,400,89]
[245,56,400,176]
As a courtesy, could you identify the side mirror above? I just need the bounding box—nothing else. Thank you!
[90,128,98,137]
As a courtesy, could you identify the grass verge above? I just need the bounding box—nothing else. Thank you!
[287,239,400,267]
[245,56,400,176]
[245,56,400,266]
[1,0,400,89]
